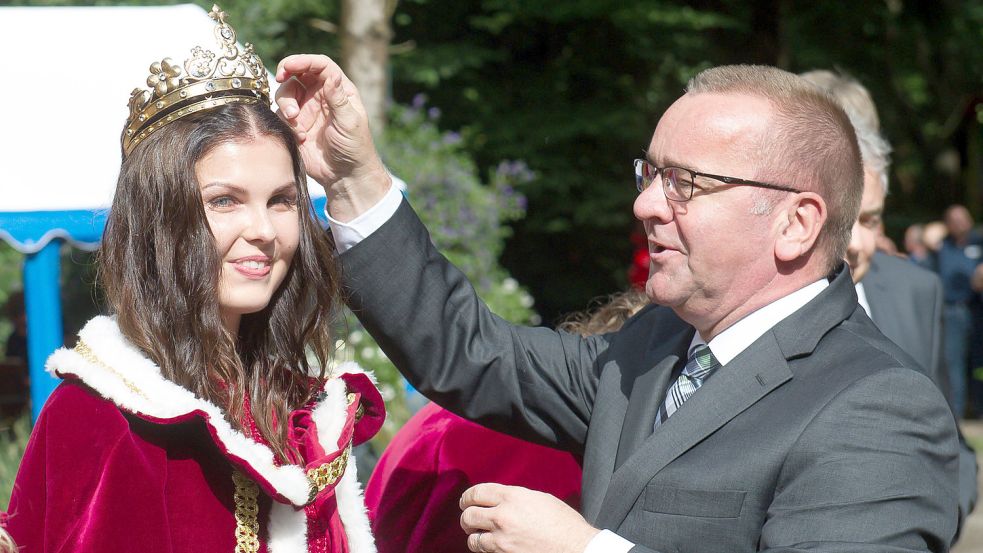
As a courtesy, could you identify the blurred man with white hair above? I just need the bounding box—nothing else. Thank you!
[801,69,977,538]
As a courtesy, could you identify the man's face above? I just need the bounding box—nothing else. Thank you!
[945,206,973,241]
[633,92,785,331]
[845,168,885,283]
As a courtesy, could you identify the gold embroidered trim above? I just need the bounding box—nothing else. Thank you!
[232,470,261,553]
[74,341,150,400]
[306,443,352,504]
[347,391,365,422]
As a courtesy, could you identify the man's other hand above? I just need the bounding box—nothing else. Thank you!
[460,483,601,553]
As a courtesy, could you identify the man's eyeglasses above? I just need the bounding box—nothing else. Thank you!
[633,158,800,202]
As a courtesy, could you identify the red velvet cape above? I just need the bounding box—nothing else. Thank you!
[365,402,582,553]
[5,316,384,553]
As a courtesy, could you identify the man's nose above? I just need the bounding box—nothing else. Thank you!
[633,180,673,223]
[846,220,862,256]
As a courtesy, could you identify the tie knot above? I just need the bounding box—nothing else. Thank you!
[684,344,720,380]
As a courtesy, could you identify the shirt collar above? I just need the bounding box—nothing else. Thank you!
[689,278,829,365]
[855,281,871,318]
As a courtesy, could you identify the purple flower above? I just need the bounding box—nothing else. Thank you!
[443,131,462,145]
[428,107,442,120]
[412,93,427,110]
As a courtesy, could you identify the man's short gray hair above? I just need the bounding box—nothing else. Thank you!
[686,65,863,274]
[799,69,892,195]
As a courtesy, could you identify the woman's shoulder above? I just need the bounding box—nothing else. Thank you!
[36,379,132,439]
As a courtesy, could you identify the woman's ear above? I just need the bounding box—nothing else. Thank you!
[775,192,826,262]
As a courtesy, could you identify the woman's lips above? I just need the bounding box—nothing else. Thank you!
[231,257,272,278]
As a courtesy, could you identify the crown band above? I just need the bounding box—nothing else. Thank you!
[121,5,270,156]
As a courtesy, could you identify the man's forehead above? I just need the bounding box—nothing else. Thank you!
[649,92,773,165]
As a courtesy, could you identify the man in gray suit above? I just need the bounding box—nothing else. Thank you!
[275,58,958,552]
[801,70,977,535]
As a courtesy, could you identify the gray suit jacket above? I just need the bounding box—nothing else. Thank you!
[341,201,959,552]
[864,252,948,397]
[864,251,977,534]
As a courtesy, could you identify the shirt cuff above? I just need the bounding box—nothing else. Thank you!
[584,529,635,553]
[326,181,404,253]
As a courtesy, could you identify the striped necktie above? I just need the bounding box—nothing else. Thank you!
[653,344,721,429]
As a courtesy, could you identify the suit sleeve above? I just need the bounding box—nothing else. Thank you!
[339,199,608,452]
[759,368,959,552]
[6,382,173,553]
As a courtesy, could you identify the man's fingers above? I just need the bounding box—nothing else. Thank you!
[460,483,510,510]
[467,531,496,553]
[276,54,345,87]
[274,77,306,119]
[460,505,497,533]
[276,54,330,81]
[324,72,349,110]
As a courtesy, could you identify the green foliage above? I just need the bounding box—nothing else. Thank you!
[389,0,744,321]
[0,245,23,356]
[334,98,537,445]
[383,0,983,319]
[0,414,31,510]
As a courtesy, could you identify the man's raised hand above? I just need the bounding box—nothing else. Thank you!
[274,54,390,222]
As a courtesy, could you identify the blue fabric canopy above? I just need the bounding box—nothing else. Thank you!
[0,210,107,255]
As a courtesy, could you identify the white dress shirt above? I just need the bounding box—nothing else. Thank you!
[327,187,830,553]
[855,281,871,318]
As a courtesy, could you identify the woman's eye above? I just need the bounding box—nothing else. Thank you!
[271,194,298,208]
[208,196,237,208]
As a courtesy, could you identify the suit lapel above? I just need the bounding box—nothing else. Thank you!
[581,321,691,523]
[614,329,692,469]
[595,333,793,529]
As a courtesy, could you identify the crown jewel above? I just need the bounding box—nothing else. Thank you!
[122,5,270,156]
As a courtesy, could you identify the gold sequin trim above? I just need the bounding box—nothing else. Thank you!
[306,443,352,504]
[74,341,149,400]
[232,470,261,553]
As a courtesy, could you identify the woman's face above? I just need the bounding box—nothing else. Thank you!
[195,135,300,332]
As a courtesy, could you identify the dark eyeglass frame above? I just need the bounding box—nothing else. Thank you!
[633,158,800,202]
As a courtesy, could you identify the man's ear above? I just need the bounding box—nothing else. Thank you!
[775,192,826,262]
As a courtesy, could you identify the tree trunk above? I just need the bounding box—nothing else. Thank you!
[340,0,392,135]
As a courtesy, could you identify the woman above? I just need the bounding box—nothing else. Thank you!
[5,7,383,552]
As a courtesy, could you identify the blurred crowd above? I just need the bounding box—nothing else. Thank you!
[897,205,983,419]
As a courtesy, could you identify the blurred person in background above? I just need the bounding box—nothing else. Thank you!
[800,68,976,538]
[906,223,932,266]
[937,204,983,418]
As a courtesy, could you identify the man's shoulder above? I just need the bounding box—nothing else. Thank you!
[808,311,928,384]
[868,252,941,293]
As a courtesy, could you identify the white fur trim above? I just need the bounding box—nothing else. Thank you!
[335,456,377,553]
[47,316,377,518]
[310,372,376,552]
[268,502,307,553]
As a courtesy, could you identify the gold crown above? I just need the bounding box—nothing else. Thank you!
[122,5,270,156]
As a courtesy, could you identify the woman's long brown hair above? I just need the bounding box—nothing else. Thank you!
[101,102,339,460]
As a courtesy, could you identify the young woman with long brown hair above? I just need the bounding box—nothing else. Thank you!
[5,7,383,552]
